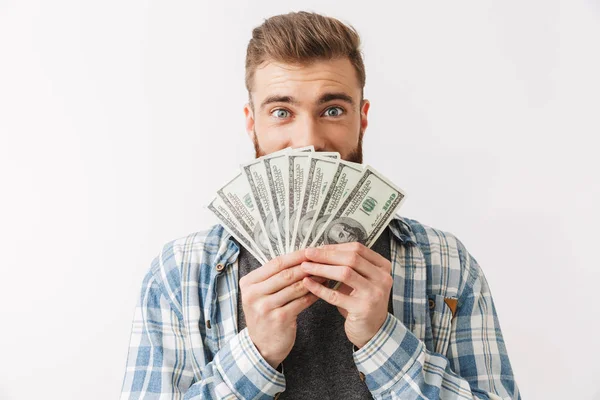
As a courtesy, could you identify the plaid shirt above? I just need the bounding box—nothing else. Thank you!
[120,215,520,399]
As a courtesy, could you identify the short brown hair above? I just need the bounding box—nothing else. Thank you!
[245,11,366,106]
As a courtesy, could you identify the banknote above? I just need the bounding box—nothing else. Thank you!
[312,165,407,290]
[216,172,274,260]
[263,151,290,253]
[306,159,364,248]
[208,196,268,264]
[287,151,340,251]
[290,154,341,251]
[262,145,315,253]
[208,149,408,292]
[286,146,315,252]
[212,147,303,262]
[241,154,287,258]
[313,165,406,248]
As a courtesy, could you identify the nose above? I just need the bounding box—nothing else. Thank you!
[292,115,327,151]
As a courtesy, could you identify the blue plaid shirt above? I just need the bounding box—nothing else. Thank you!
[120,215,520,399]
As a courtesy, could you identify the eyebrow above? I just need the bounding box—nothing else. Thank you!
[260,92,356,111]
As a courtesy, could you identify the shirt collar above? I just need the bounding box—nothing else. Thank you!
[387,213,418,245]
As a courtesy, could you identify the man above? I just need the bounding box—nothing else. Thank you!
[121,11,520,399]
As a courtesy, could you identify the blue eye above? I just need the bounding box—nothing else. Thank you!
[271,109,290,118]
[324,106,344,117]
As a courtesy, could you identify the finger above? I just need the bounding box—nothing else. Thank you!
[317,242,390,271]
[302,276,358,309]
[300,261,371,291]
[304,247,378,280]
[281,291,321,317]
[254,264,314,295]
[268,276,327,309]
[244,249,307,285]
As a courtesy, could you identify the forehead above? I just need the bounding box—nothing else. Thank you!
[251,58,361,104]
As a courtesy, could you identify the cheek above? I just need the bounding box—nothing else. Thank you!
[326,125,359,147]
[254,123,291,149]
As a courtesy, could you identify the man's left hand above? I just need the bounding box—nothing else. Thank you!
[301,242,393,349]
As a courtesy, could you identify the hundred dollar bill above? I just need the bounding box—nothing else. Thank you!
[208,197,268,264]
[263,150,291,253]
[313,165,406,249]
[290,154,340,251]
[216,172,274,260]
[242,153,289,257]
[288,150,339,252]
[314,165,407,289]
[286,146,315,252]
[264,146,314,253]
[306,160,364,248]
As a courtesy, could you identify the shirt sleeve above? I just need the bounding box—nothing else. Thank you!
[352,241,521,399]
[120,268,286,399]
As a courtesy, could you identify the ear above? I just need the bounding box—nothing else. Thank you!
[360,99,370,135]
[244,102,256,142]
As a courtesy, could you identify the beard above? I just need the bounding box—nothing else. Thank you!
[252,128,364,164]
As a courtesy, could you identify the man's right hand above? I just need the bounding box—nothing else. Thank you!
[239,249,326,370]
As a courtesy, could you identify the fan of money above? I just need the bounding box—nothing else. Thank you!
[207,145,407,290]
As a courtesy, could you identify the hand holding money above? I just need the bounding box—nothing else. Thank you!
[300,242,393,349]
[239,250,328,369]
[208,146,407,295]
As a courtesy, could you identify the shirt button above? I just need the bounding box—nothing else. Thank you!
[274,392,282,399]
[216,263,225,272]
[359,371,366,382]
[206,320,211,329]
[428,299,435,310]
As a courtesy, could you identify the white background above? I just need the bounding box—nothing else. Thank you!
[1,1,598,399]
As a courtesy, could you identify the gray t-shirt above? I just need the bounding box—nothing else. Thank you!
[235,228,393,399]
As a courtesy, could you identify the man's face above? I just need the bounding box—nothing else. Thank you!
[244,57,370,162]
